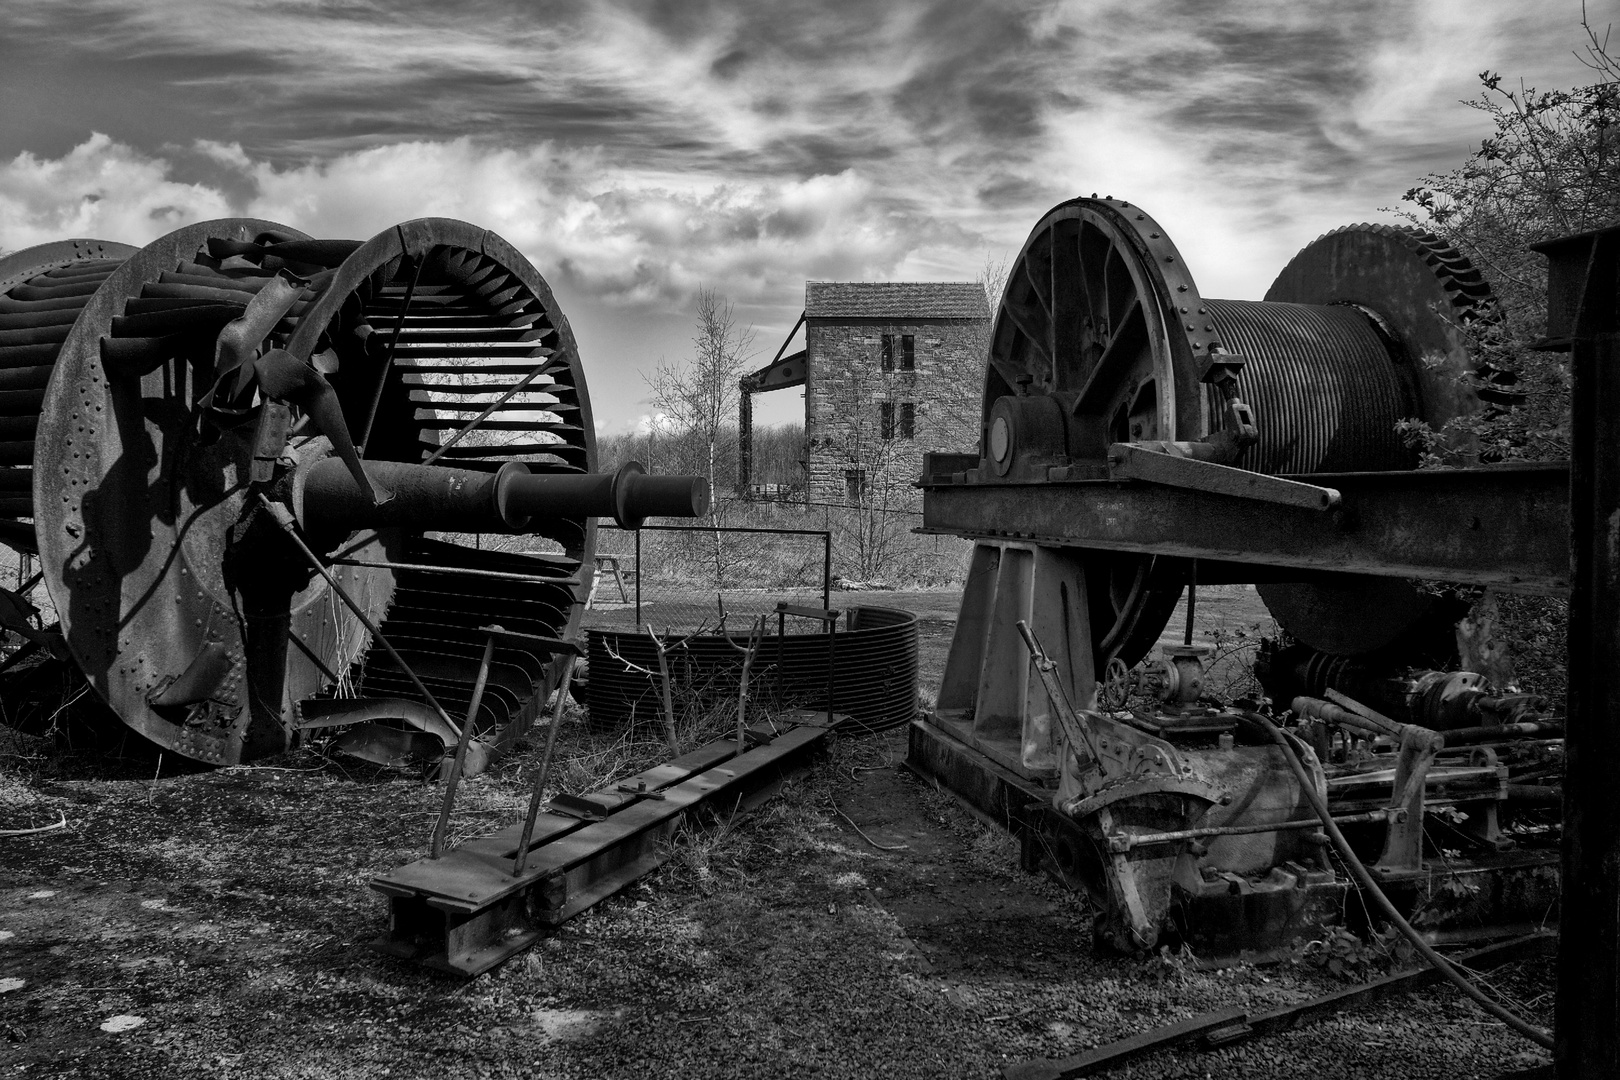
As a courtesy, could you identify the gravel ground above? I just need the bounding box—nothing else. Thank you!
[0,584,1556,1078]
[0,721,1553,1080]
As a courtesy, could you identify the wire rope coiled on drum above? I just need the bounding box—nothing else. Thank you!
[1203,298,1415,475]
[977,200,1500,660]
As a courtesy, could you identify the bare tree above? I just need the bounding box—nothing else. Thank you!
[644,287,757,586]
[979,255,1009,327]
[749,422,807,496]
[1390,17,1619,708]
[1396,15,1617,466]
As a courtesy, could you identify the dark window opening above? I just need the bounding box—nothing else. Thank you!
[845,468,867,500]
[880,334,894,371]
[900,401,915,438]
[901,334,915,370]
[880,402,896,440]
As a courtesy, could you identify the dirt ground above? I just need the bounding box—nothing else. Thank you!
[0,587,1555,1079]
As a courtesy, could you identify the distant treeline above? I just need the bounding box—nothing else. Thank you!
[599,423,805,492]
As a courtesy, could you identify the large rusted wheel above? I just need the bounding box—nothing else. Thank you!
[15,218,598,764]
[985,199,1209,665]
[982,198,1495,661]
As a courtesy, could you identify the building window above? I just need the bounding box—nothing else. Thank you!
[901,334,915,370]
[880,334,894,371]
[900,401,915,438]
[844,468,867,500]
[880,402,896,440]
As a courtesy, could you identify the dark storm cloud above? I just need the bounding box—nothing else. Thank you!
[0,0,1585,189]
[755,133,894,179]
[0,0,1082,184]
[0,0,1591,428]
[1067,0,1451,194]
[0,0,669,162]
[888,0,1073,145]
[977,173,1062,209]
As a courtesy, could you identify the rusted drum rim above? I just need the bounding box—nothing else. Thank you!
[276,219,597,749]
[34,219,396,765]
[0,239,142,553]
[0,239,141,292]
[987,196,1213,443]
[27,216,608,765]
[989,197,1211,665]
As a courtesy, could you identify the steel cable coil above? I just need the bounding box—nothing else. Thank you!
[1204,298,1414,474]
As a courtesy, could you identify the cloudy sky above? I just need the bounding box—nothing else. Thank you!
[0,0,1602,430]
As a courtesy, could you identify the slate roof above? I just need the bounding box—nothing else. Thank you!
[804,281,989,320]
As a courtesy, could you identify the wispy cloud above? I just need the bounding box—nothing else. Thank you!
[0,0,1598,424]
[0,133,920,307]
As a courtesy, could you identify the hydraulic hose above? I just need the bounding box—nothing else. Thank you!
[1240,709,1554,1050]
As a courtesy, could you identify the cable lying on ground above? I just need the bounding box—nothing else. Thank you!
[1240,709,1553,1050]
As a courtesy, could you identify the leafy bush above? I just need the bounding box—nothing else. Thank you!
[1393,22,1616,702]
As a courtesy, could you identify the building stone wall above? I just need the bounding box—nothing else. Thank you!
[804,316,986,502]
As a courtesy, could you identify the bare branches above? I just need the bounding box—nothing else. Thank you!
[1394,27,1617,465]
[644,286,758,587]
[722,613,766,748]
[644,289,756,450]
[604,622,717,752]
[643,626,679,751]
[1579,2,1618,81]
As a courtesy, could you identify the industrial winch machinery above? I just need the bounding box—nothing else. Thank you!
[912,196,1567,954]
[0,219,706,769]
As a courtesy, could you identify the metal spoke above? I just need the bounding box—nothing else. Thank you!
[356,252,423,455]
[421,357,555,465]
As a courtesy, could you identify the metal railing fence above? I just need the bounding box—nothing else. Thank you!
[582,524,832,633]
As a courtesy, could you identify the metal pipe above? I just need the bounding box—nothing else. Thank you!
[421,357,554,466]
[357,253,422,454]
[1246,709,1553,1050]
[1436,721,1563,745]
[1506,784,1561,804]
[1108,809,1393,851]
[430,635,496,859]
[1293,695,1403,739]
[303,457,525,532]
[1184,559,1197,646]
[822,531,831,612]
[255,494,462,740]
[328,558,576,586]
[301,457,709,535]
[514,655,577,875]
[500,462,709,529]
[632,524,831,537]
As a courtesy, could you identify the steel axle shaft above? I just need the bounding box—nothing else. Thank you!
[300,457,709,535]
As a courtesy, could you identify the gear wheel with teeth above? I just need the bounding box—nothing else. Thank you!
[982,201,1503,665]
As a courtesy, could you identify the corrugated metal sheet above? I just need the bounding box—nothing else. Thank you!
[586,605,918,731]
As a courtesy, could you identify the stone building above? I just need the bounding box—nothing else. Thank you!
[739,281,989,503]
